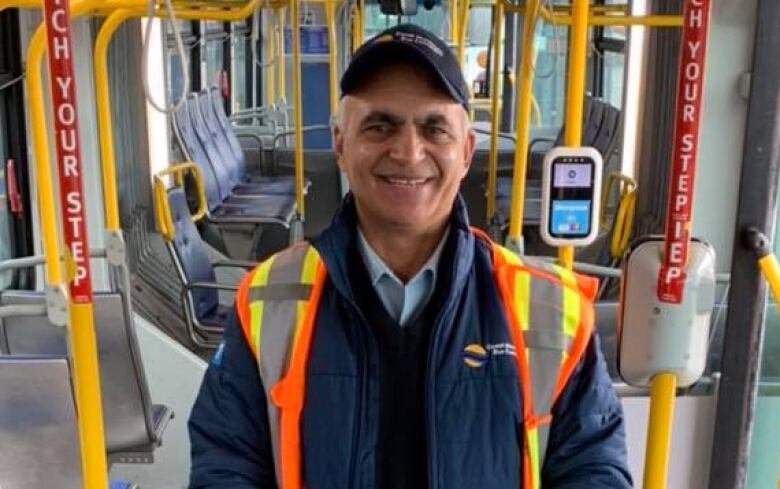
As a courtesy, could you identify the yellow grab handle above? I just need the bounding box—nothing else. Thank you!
[643,372,677,489]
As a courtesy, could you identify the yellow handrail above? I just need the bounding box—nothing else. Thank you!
[643,372,677,489]
[485,0,504,224]
[351,3,361,52]
[276,6,287,104]
[154,162,208,242]
[290,0,305,218]
[759,252,780,310]
[450,0,459,47]
[456,0,470,67]
[28,2,263,485]
[26,30,63,286]
[558,0,588,270]
[357,0,364,46]
[95,9,134,233]
[506,0,540,248]
[29,2,112,487]
[94,1,261,235]
[325,0,338,119]
[265,10,276,106]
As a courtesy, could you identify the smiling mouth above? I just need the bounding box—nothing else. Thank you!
[378,176,432,187]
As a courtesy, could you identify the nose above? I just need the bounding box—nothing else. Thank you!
[388,124,426,166]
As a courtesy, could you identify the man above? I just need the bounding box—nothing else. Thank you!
[189,24,632,489]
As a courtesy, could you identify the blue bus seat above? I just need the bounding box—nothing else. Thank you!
[166,186,255,346]
[0,356,82,489]
[0,290,173,463]
[203,88,311,194]
[173,96,298,227]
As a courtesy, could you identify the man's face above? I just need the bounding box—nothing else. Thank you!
[334,64,476,235]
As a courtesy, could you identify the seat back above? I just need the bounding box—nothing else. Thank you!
[187,94,233,200]
[582,98,606,147]
[0,290,159,454]
[167,187,219,320]
[200,90,245,184]
[209,86,246,165]
[547,96,597,147]
[592,104,622,158]
[173,100,223,211]
[0,356,83,489]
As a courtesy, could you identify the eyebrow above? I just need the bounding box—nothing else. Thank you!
[360,111,404,127]
[359,110,453,128]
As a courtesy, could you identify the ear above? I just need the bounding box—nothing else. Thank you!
[460,127,477,178]
[333,124,346,171]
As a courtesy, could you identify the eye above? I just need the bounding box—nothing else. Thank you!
[424,125,449,138]
[364,123,392,135]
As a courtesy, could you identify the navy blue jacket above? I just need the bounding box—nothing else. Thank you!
[189,196,633,489]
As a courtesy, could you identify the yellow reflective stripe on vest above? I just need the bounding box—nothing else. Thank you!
[291,246,321,355]
[242,243,324,489]
[551,263,581,340]
[489,243,594,489]
[248,255,277,362]
[527,426,541,489]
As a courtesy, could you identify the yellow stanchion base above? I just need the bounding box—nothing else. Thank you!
[642,372,677,489]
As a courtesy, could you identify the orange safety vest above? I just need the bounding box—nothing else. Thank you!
[236,231,597,489]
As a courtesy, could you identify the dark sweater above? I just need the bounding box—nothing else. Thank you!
[350,242,451,489]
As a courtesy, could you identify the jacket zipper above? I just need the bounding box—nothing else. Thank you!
[347,300,372,489]
[425,297,459,489]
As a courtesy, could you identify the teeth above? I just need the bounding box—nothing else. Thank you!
[385,177,427,186]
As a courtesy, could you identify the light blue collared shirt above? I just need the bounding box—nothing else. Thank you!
[357,228,449,327]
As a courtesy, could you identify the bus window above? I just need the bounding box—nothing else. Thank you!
[204,23,227,88]
[0,97,12,289]
[532,21,569,129]
[231,20,251,112]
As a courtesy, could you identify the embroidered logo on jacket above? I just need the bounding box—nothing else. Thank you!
[463,344,489,368]
[462,342,517,368]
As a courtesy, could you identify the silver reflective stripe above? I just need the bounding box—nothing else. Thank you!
[251,283,313,301]
[527,274,567,475]
[252,244,314,487]
[523,329,571,351]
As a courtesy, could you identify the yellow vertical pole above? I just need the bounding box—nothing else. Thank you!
[266,8,276,106]
[35,1,109,488]
[276,6,287,104]
[485,0,504,223]
[758,253,780,307]
[559,0,588,270]
[643,373,677,489]
[290,0,305,217]
[325,0,338,118]
[450,0,459,46]
[26,31,64,286]
[358,0,365,46]
[95,9,133,233]
[456,0,470,67]
[507,0,539,249]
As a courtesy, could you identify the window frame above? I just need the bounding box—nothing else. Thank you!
[0,8,34,289]
[590,0,627,100]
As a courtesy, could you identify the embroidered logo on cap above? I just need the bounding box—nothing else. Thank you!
[393,31,444,56]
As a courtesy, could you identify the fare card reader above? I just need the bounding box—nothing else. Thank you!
[540,147,603,247]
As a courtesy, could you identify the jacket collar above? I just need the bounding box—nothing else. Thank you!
[311,193,475,305]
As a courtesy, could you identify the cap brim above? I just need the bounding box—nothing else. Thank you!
[340,42,466,108]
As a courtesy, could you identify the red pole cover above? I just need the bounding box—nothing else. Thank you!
[42,0,92,303]
[657,0,712,304]
[6,159,23,215]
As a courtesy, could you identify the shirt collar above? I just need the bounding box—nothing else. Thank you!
[357,227,450,287]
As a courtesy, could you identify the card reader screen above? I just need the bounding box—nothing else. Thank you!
[553,163,592,188]
[549,159,595,238]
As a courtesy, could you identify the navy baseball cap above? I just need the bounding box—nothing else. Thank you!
[340,24,470,111]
